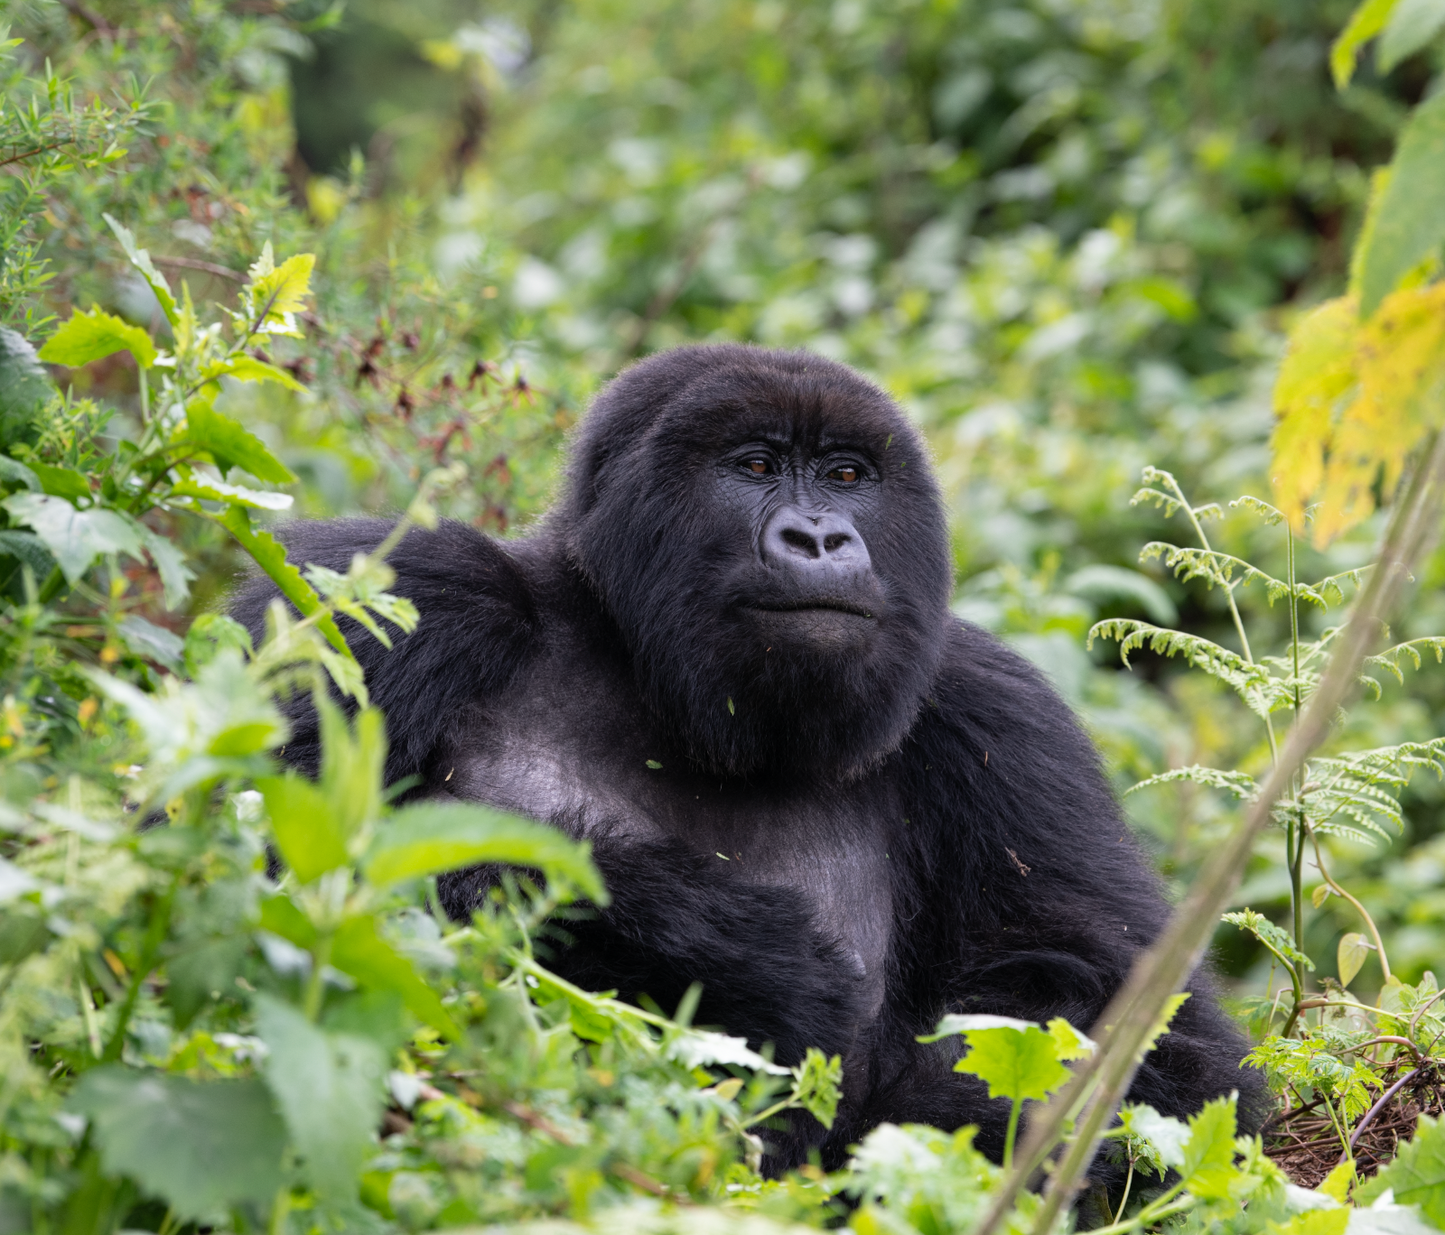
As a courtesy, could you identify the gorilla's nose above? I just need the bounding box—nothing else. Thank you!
[761,508,872,578]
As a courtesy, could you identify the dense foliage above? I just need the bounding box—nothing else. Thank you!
[4,0,1445,1230]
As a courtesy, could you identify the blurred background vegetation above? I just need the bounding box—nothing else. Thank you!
[5,0,1444,1006]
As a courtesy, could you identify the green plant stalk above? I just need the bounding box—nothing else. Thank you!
[302,929,334,1023]
[1307,823,1391,980]
[1003,1097,1023,1170]
[100,875,177,1062]
[972,429,1445,1235]
[1111,1157,1135,1225]
[1284,525,1308,1034]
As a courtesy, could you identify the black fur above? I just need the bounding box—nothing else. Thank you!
[232,343,1261,1175]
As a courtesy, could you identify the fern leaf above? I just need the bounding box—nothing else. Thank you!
[1125,765,1257,799]
[1138,543,1290,602]
[1223,909,1315,971]
[1088,619,1270,713]
[1229,495,1286,526]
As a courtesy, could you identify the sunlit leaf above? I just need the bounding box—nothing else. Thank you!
[950,1020,1071,1103]
[1338,931,1373,987]
[104,212,178,325]
[1378,0,1445,70]
[1370,1114,1445,1226]
[184,400,296,483]
[1,492,145,583]
[257,772,348,882]
[331,915,459,1039]
[37,305,156,370]
[1178,1094,1239,1200]
[1332,0,1402,86]
[206,353,307,392]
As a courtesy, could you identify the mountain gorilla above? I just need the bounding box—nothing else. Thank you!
[234,344,1257,1171]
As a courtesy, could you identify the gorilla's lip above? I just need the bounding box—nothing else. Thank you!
[745,599,878,620]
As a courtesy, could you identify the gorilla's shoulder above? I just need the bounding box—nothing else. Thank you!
[231,518,538,780]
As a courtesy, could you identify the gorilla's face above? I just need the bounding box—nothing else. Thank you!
[563,345,951,781]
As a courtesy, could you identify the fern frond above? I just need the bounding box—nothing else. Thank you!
[1301,566,1371,608]
[1229,495,1286,526]
[1088,619,1272,716]
[1363,637,1445,686]
[1129,486,1184,517]
[1222,909,1314,971]
[1125,765,1257,799]
[1139,543,1290,602]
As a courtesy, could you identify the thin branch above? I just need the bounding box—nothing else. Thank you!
[151,254,245,282]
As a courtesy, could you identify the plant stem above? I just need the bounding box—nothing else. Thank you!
[974,430,1445,1235]
[302,930,334,1023]
[1307,823,1391,981]
[1003,1097,1022,1171]
[1111,1159,1135,1226]
[100,876,177,1062]
[1286,526,1309,1009]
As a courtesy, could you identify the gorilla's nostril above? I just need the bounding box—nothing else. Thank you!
[823,532,850,554]
[780,526,821,558]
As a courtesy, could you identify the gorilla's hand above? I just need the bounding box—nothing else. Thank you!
[441,832,868,1068]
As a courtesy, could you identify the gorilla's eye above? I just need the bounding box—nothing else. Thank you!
[746,458,772,475]
[829,465,860,484]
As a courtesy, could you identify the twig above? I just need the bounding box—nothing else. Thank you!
[974,429,1445,1235]
[1340,1067,1423,1165]
[151,254,245,282]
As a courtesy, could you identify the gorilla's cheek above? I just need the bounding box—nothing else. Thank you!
[742,607,877,656]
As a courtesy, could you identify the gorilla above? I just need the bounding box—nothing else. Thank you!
[234,343,1258,1172]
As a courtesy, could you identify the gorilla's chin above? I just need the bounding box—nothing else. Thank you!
[743,605,877,654]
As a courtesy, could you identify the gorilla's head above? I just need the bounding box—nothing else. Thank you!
[559,344,951,780]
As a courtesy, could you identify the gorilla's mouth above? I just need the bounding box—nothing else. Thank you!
[746,599,877,620]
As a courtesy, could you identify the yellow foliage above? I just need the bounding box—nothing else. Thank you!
[1271,282,1445,545]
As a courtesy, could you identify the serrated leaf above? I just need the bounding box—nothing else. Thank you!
[255,993,388,1204]
[139,525,195,610]
[0,456,39,491]
[104,213,178,325]
[1356,92,1445,317]
[2,493,145,583]
[184,401,295,483]
[790,1047,843,1130]
[1119,1102,1190,1170]
[1379,0,1445,72]
[1319,1158,1357,1204]
[1179,1094,1239,1200]
[1224,909,1316,971]
[117,614,184,670]
[951,1021,1072,1103]
[258,773,348,882]
[170,470,293,511]
[248,252,315,333]
[1338,931,1373,988]
[363,801,606,902]
[37,305,156,370]
[68,1068,285,1219]
[1332,0,1402,86]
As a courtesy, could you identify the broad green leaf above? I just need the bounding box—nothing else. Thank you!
[165,935,246,1028]
[1372,1114,1445,1226]
[213,504,350,656]
[951,1020,1071,1103]
[117,614,184,670]
[207,354,307,392]
[139,525,195,610]
[1063,564,1178,625]
[2,492,145,583]
[315,698,385,842]
[1046,1017,1095,1061]
[0,530,53,577]
[184,401,296,483]
[257,773,348,882]
[104,213,178,325]
[330,915,459,1039]
[258,893,318,949]
[32,463,90,502]
[1178,1094,1239,1200]
[1269,1212,1349,1235]
[1332,0,1401,85]
[1318,1158,1357,1203]
[0,456,38,491]
[0,327,53,446]
[1338,931,1373,987]
[37,305,156,370]
[1378,0,1445,70]
[363,800,607,902]
[68,1068,285,1219]
[183,613,254,676]
[171,471,294,511]
[255,993,389,1203]
[1356,91,1445,317]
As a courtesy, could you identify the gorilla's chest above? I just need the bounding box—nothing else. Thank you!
[438,646,899,1010]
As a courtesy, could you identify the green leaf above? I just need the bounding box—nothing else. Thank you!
[104,213,178,325]
[139,525,195,610]
[248,250,315,331]
[1,493,145,583]
[1338,931,1373,988]
[212,504,349,655]
[1178,1094,1239,1200]
[206,354,307,392]
[0,529,53,577]
[1319,1158,1357,1204]
[790,1047,843,1130]
[0,455,39,491]
[165,935,246,1028]
[1224,909,1317,971]
[1356,91,1445,317]
[1332,0,1401,86]
[0,327,54,447]
[1269,1212,1349,1235]
[255,992,388,1203]
[184,401,296,483]
[32,463,90,502]
[170,471,294,511]
[117,614,184,670]
[363,801,607,902]
[1118,1102,1190,1170]
[257,773,348,882]
[68,1068,285,1220]
[1063,564,1178,625]
[1378,0,1445,70]
[37,305,156,370]
[1373,1114,1445,1226]
[330,915,460,1039]
[947,1017,1072,1103]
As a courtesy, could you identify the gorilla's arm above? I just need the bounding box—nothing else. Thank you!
[845,623,1261,1161]
[437,834,867,1066]
[229,519,537,783]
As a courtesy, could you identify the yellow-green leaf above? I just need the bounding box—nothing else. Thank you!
[1378,0,1445,73]
[1338,931,1373,988]
[1270,296,1359,534]
[1319,1158,1357,1203]
[38,306,156,371]
[248,251,315,328]
[184,401,296,483]
[330,915,460,1039]
[104,213,178,326]
[1332,0,1402,86]
[205,355,307,393]
[257,773,348,883]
